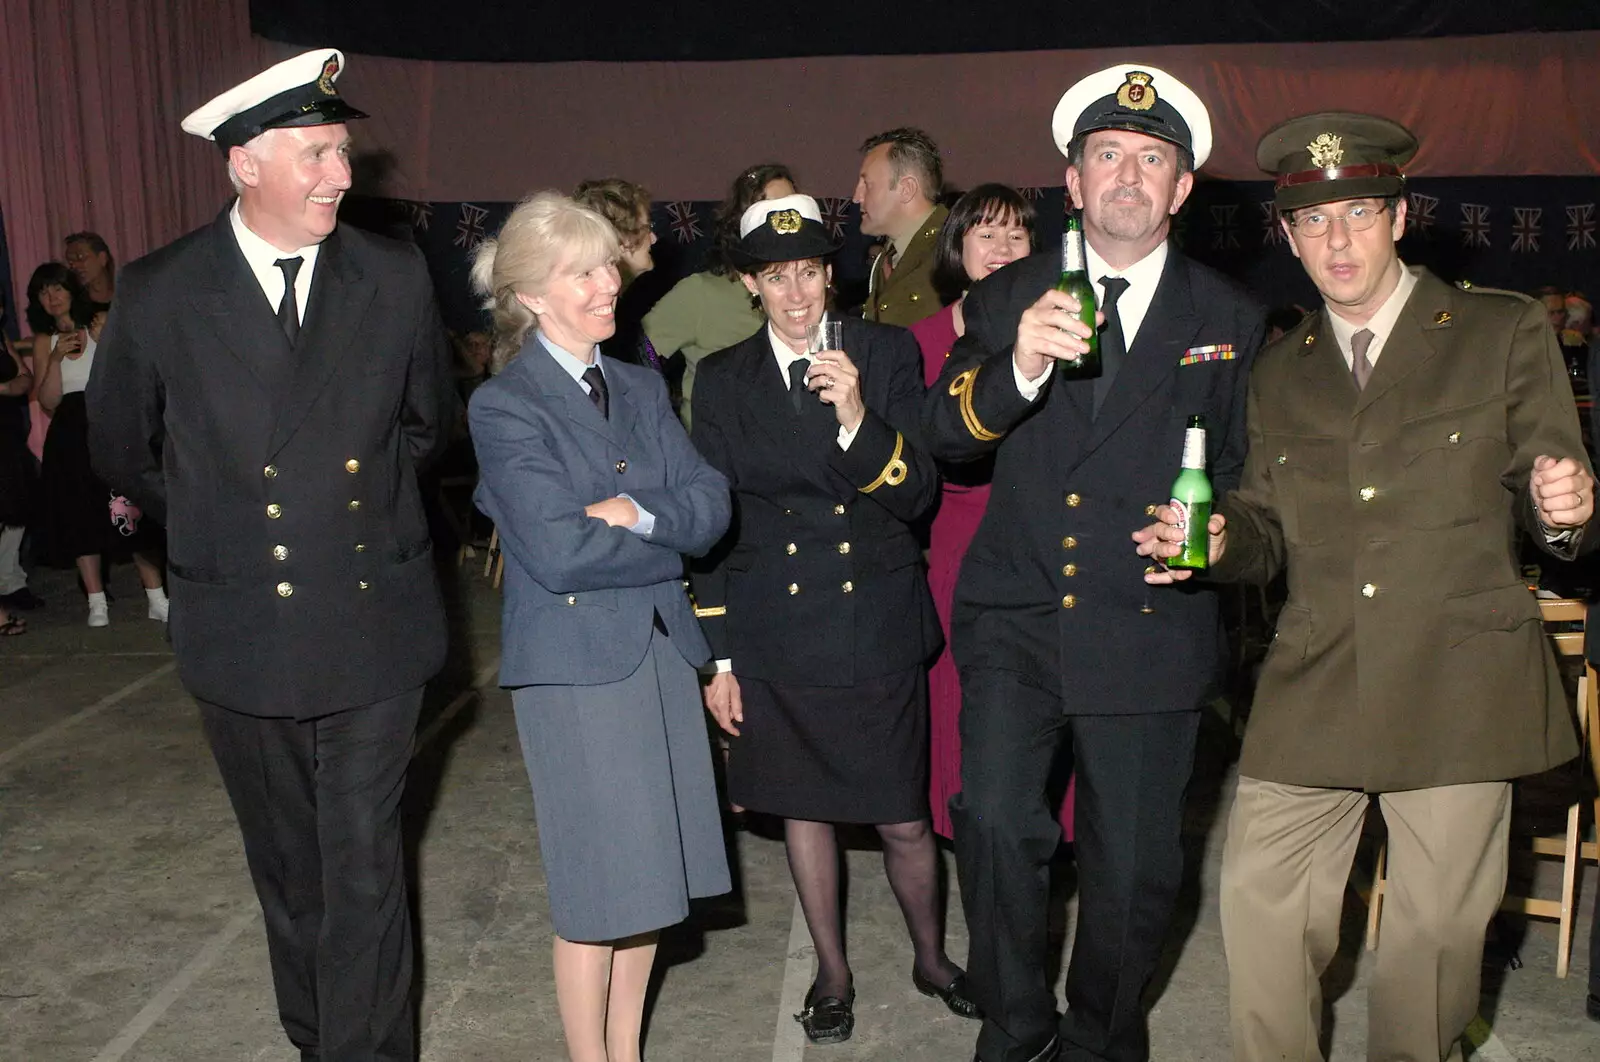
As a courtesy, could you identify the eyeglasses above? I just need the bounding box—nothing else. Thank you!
[1286,202,1389,239]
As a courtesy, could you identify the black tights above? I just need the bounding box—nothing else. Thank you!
[784,817,961,998]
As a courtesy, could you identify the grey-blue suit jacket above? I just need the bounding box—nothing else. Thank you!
[469,334,731,688]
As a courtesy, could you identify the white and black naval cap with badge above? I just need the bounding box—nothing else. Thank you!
[1051,63,1213,169]
[181,48,368,152]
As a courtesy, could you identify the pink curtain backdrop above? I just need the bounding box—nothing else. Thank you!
[3,0,1598,313]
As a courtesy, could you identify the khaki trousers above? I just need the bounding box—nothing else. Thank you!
[1220,775,1511,1062]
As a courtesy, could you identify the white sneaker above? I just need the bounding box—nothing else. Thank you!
[87,600,109,628]
[147,595,169,622]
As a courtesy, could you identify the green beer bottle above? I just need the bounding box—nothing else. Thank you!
[1168,415,1212,570]
[1055,213,1101,380]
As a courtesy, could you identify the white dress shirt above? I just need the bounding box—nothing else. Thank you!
[764,316,860,449]
[1325,263,1420,370]
[538,333,654,536]
[1016,240,1171,400]
[229,201,320,323]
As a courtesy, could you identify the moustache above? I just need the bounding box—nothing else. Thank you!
[1103,190,1152,206]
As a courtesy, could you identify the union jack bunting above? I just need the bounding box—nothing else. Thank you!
[1460,204,1491,249]
[666,202,703,243]
[1568,204,1596,251]
[1510,207,1541,254]
[454,203,489,248]
[818,197,853,239]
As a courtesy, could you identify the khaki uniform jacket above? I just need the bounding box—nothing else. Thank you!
[866,205,947,327]
[1214,268,1590,791]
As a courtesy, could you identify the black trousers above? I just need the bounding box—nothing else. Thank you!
[951,667,1200,1062]
[200,688,423,1062]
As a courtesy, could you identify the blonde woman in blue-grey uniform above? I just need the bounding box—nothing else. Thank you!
[467,191,732,1062]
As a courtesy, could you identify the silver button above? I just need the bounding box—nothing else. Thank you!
[787,582,800,595]
[266,503,282,519]
[354,543,367,552]
[1359,486,1376,502]
[566,595,577,605]
[272,545,289,561]
[347,500,361,512]
[1275,454,1287,465]
[837,542,851,554]
[264,464,279,478]
[358,580,370,590]
[842,581,854,593]
[1361,583,1377,598]
[276,581,293,598]
[616,460,627,474]
[833,504,846,515]
[785,543,798,555]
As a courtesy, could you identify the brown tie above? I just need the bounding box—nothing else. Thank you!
[880,245,896,281]
[1351,328,1376,390]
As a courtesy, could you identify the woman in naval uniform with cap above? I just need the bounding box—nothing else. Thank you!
[690,193,978,1045]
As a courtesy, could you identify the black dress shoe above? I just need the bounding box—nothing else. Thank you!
[913,965,982,1019]
[795,981,855,1044]
[1587,992,1600,1022]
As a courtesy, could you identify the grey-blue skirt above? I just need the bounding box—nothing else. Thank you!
[511,626,730,941]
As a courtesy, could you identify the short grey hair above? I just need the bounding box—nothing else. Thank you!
[226,129,278,194]
[470,191,621,371]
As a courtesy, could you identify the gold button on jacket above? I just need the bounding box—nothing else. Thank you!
[347,500,361,512]
[272,545,289,561]
[345,459,360,473]
[266,503,282,519]
[276,581,293,598]
[263,464,278,478]
[1066,493,1082,507]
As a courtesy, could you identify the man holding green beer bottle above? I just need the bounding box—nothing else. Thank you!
[1136,112,1595,1060]
[923,64,1264,1062]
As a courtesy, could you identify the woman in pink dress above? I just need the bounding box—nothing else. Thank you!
[913,185,1073,842]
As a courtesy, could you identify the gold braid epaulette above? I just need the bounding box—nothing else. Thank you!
[948,367,1004,442]
[860,432,909,493]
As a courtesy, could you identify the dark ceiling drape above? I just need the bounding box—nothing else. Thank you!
[249,0,1600,62]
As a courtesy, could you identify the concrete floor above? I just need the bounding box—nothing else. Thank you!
[2,560,1598,1061]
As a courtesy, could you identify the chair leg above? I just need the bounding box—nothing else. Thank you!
[493,551,505,589]
[1366,841,1386,951]
[483,527,498,579]
[1557,796,1580,978]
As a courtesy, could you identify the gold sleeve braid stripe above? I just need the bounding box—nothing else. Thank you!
[948,367,1004,442]
[693,606,726,618]
[860,432,909,494]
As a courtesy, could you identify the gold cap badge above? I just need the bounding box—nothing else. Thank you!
[769,209,803,235]
[1116,70,1157,112]
[317,55,339,96]
[1307,132,1344,168]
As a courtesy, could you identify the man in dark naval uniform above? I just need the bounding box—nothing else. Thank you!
[88,49,453,1062]
[923,65,1264,1062]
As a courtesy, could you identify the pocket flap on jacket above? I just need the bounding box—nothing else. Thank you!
[1444,582,1540,646]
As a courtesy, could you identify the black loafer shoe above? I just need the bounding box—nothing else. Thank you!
[795,982,855,1044]
[913,965,982,1019]
[1587,992,1600,1022]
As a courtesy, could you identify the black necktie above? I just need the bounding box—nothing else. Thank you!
[788,358,809,413]
[582,365,609,419]
[274,257,303,346]
[1092,276,1131,417]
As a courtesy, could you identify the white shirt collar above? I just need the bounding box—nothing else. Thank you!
[1324,263,1419,369]
[538,332,605,390]
[1084,239,1169,350]
[765,315,822,383]
[229,200,321,324]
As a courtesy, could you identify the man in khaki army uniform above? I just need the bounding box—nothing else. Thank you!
[854,127,948,326]
[1137,112,1595,1061]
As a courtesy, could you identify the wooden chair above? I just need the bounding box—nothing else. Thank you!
[1364,596,1598,977]
[481,526,505,588]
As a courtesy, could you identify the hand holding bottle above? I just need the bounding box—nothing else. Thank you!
[1134,509,1228,582]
